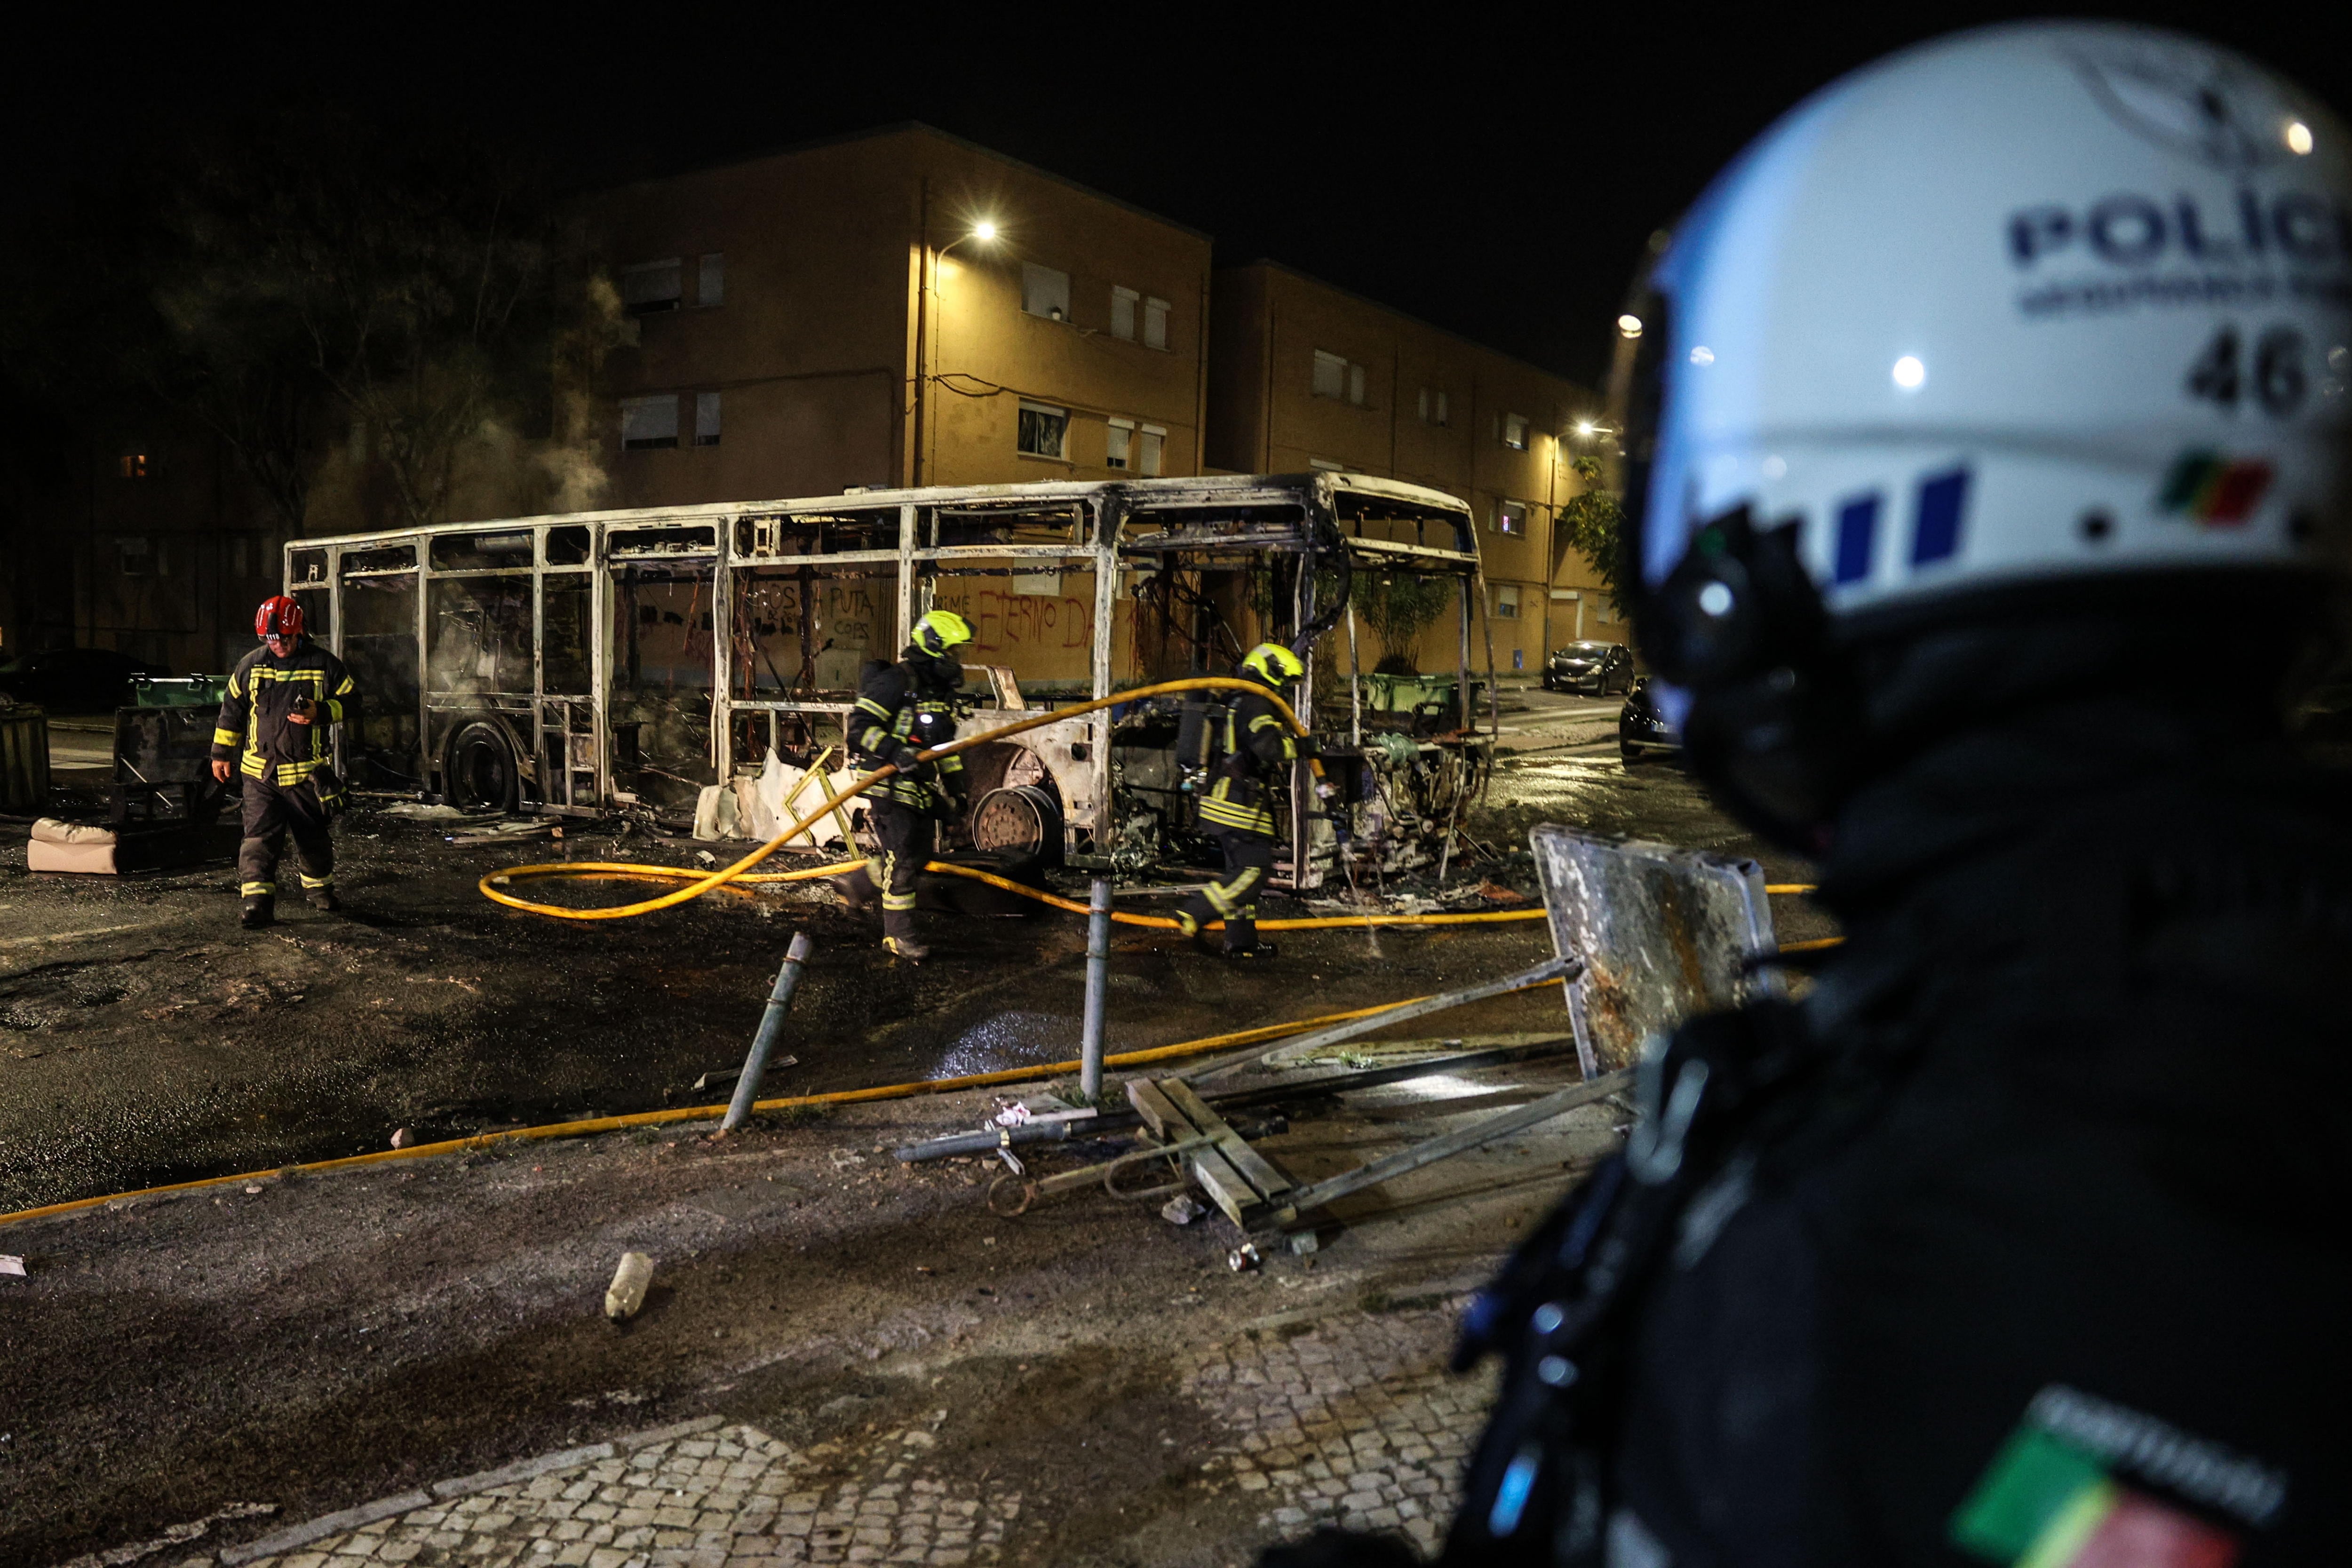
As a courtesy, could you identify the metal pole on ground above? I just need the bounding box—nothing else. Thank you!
[723,932,814,1132]
[1079,876,1112,1102]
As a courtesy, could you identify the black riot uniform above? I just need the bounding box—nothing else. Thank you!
[1174,675,1299,958]
[211,637,358,923]
[845,644,968,959]
[1428,627,2352,1567]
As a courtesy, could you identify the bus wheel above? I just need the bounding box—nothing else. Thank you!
[446,721,519,814]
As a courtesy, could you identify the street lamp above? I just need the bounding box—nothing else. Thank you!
[914,217,1002,485]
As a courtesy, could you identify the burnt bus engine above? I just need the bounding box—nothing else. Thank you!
[1102,695,1489,882]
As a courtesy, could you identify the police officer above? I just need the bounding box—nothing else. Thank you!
[844,609,975,962]
[210,594,359,930]
[1266,23,2352,1568]
[1174,643,1307,961]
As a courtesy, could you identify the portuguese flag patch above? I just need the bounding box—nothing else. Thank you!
[1951,1425,2241,1568]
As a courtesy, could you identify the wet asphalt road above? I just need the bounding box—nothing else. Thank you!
[0,713,1831,1214]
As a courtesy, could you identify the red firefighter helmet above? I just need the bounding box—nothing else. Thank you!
[255,595,305,641]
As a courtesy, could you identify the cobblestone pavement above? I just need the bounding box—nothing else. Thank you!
[184,1298,1487,1568]
[1185,1303,1494,1561]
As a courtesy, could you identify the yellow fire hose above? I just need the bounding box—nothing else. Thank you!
[477,673,1820,931]
[0,981,1566,1230]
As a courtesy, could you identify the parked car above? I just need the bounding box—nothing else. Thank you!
[1543,640,1635,695]
[0,647,169,712]
[1618,676,1682,765]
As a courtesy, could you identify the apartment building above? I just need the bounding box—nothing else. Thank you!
[1206,262,1613,677]
[0,420,291,677]
[584,124,1212,506]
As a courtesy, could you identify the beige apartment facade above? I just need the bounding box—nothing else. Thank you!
[1206,262,1616,679]
[585,125,1212,505]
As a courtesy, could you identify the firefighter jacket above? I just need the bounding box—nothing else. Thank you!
[852,654,967,812]
[1197,685,1296,841]
[211,640,358,788]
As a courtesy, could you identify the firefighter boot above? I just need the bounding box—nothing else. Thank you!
[882,908,930,964]
[240,894,275,930]
[310,885,342,913]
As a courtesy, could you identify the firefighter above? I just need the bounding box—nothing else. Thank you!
[1378,22,2352,1568]
[843,609,975,963]
[209,595,358,930]
[1174,642,1307,961]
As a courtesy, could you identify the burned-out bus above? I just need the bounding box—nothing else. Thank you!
[287,472,1492,891]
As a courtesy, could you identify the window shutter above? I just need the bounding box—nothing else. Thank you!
[621,395,681,449]
[695,392,723,446]
[1143,296,1169,350]
[1138,425,1166,478]
[1022,264,1072,321]
[697,254,725,307]
[1348,364,1366,406]
[1313,350,1346,399]
[1105,417,1134,470]
[621,259,683,315]
[1111,287,1138,342]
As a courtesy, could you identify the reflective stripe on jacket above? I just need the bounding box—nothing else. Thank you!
[1197,688,1295,840]
[852,660,967,810]
[211,641,358,787]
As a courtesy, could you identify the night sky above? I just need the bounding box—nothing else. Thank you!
[14,5,2343,388]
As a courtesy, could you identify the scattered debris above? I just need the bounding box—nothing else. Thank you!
[52,1500,276,1567]
[243,1184,263,1196]
[389,1128,412,1149]
[605,1251,654,1321]
[382,802,488,822]
[0,1255,24,1277]
[1476,880,1528,903]
[1227,1242,1262,1273]
[1160,1195,1205,1226]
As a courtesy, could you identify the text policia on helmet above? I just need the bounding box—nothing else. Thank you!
[1623,21,2351,673]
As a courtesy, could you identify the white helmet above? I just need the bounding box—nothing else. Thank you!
[1628,21,2352,649]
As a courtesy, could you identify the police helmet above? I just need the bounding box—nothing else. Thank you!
[1620,22,2352,839]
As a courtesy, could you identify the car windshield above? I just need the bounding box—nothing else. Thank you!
[1557,644,1609,657]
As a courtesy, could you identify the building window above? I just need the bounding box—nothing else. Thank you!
[1017,401,1069,460]
[1417,387,1449,426]
[697,253,725,308]
[621,395,680,450]
[1144,296,1170,350]
[620,258,683,316]
[1022,263,1071,321]
[1503,413,1529,450]
[118,536,161,577]
[1494,500,1527,535]
[1494,583,1521,619]
[695,391,723,447]
[1138,424,1166,477]
[1111,286,1138,342]
[118,453,152,479]
[1106,416,1133,470]
[1315,351,1369,405]
[1310,458,1345,472]
[1312,350,1346,400]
